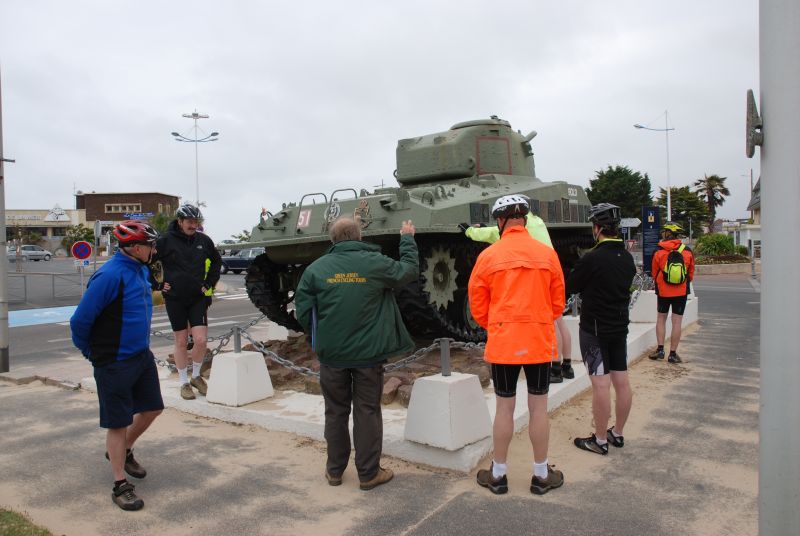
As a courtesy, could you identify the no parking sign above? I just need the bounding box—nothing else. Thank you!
[71,240,93,260]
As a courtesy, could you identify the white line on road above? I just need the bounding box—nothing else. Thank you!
[150,320,239,329]
[47,337,73,343]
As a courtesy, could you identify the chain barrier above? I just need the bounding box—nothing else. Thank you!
[240,330,320,377]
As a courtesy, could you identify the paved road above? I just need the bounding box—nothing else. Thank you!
[0,273,759,535]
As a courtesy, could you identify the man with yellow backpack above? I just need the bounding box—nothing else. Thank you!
[649,222,695,364]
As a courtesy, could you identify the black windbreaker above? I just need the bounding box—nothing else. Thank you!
[153,220,222,303]
[565,239,636,338]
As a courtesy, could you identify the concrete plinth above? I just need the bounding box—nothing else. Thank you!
[404,372,492,451]
[206,351,274,407]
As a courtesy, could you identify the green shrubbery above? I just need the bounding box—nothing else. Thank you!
[736,245,749,256]
[696,233,734,256]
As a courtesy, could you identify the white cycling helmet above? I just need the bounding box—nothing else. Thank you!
[491,195,530,219]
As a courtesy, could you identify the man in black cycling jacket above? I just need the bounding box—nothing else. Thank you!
[565,203,636,456]
[153,204,221,400]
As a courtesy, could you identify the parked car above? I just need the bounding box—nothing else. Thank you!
[7,245,53,261]
[220,247,265,274]
[216,239,240,256]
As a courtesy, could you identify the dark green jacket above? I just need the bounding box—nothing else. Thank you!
[295,235,419,367]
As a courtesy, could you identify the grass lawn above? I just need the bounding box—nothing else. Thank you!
[0,509,53,536]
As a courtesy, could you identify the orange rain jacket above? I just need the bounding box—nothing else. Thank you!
[468,226,565,365]
[652,238,695,298]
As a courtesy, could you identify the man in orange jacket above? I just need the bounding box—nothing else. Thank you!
[649,222,695,364]
[468,195,565,496]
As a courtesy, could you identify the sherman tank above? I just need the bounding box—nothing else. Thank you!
[242,116,593,342]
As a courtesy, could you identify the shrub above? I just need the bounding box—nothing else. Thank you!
[695,254,751,265]
[696,233,734,256]
[735,245,749,256]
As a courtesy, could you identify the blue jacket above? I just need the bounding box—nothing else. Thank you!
[70,251,153,366]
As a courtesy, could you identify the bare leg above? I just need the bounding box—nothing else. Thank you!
[125,410,162,450]
[528,393,550,463]
[190,325,208,366]
[492,396,516,463]
[655,312,668,346]
[173,328,189,374]
[669,314,684,352]
[555,316,572,361]
[107,428,128,481]
[589,374,612,438]
[609,371,633,435]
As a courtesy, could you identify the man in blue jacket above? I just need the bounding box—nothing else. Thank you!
[70,221,164,511]
[295,217,418,491]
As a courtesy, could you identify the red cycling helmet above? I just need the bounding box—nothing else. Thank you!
[113,220,158,246]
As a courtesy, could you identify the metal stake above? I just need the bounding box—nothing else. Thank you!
[436,337,452,377]
[233,327,241,353]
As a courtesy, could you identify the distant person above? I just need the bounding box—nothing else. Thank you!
[649,222,695,363]
[70,220,163,511]
[462,198,574,382]
[295,217,419,490]
[468,195,566,495]
[153,204,222,400]
[565,204,636,455]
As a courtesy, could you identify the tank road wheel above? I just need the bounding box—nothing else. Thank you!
[396,239,487,343]
[245,254,304,332]
[422,246,458,310]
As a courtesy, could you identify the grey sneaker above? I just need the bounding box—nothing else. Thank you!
[649,348,665,360]
[111,481,144,511]
[607,427,624,448]
[105,449,147,479]
[360,467,393,490]
[530,465,564,495]
[180,383,195,400]
[189,375,208,395]
[476,463,509,495]
[668,353,682,364]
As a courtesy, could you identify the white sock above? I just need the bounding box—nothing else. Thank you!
[192,362,202,378]
[178,367,188,384]
[595,435,608,446]
[491,460,507,479]
[610,427,622,438]
[534,460,549,479]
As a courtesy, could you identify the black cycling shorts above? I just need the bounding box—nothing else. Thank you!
[491,363,551,397]
[93,350,164,429]
[165,298,208,331]
[579,329,628,376]
[657,295,688,315]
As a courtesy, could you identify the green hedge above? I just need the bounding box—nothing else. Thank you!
[696,234,735,256]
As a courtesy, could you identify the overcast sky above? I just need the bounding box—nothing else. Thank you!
[0,0,759,242]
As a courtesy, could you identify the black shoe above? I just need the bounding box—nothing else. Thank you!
[562,361,575,379]
[574,433,609,455]
[607,427,624,448]
[668,353,682,364]
[105,449,147,479]
[111,481,144,511]
[549,364,563,384]
[530,465,564,495]
[649,349,665,360]
[476,463,508,495]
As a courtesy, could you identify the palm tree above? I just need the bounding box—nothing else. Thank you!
[693,174,730,231]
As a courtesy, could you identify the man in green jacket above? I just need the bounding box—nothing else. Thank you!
[295,217,418,491]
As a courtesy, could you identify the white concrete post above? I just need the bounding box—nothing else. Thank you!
[758,1,800,532]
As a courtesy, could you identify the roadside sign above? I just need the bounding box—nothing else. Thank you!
[71,240,93,260]
[620,217,641,228]
[74,259,90,266]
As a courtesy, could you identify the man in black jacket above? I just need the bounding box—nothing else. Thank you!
[153,204,222,400]
[565,203,636,455]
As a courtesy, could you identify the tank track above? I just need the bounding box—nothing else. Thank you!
[245,254,304,332]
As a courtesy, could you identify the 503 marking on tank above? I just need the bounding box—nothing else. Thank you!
[243,116,593,342]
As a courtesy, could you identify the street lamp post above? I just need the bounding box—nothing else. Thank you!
[171,110,219,207]
[634,110,675,221]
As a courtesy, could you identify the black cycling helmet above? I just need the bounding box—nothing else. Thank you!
[176,203,203,220]
[588,203,621,230]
